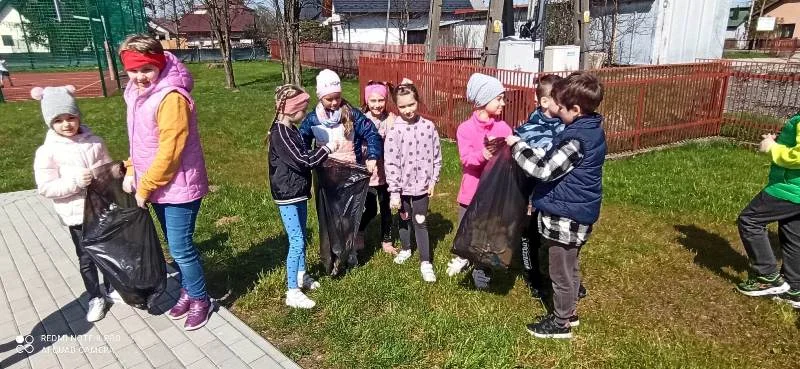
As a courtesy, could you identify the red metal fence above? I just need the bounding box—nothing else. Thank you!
[270,41,482,76]
[698,59,800,141]
[359,57,729,153]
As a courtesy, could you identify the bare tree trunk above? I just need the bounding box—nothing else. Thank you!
[219,0,236,89]
[204,0,237,89]
[283,0,302,85]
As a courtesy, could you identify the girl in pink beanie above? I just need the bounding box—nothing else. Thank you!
[299,69,383,267]
[358,80,398,255]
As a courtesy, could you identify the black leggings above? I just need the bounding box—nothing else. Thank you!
[68,225,109,299]
[399,195,431,262]
[359,184,393,242]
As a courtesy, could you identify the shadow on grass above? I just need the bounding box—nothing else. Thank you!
[360,211,455,266]
[674,224,781,283]
[197,231,288,307]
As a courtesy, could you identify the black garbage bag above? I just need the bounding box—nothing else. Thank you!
[82,161,166,310]
[452,145,533,270]
[315,159,371,276]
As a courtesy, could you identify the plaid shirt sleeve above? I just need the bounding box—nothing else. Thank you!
[511,139,583,182]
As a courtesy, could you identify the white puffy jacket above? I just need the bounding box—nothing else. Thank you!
[33,126,112,226]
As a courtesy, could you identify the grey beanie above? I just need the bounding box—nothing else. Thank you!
[30,85,81,128]
[466,73,505,108]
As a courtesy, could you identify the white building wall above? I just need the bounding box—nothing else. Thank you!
[589,0,659,65]
[332,15,405,44]
[651,0,727,64]
[0,6,49,53]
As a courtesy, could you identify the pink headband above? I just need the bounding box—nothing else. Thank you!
[283,93,310,115]
[365,84,388,99]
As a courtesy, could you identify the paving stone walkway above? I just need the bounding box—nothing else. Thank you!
[0,190,300,369]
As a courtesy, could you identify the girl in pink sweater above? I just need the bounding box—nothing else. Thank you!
[385,80,442,282]
[447,73,513,282]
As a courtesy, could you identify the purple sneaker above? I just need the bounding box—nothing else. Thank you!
[168,289,191,320]
[184,297,213,331]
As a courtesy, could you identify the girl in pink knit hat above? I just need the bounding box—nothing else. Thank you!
[299,69,383,267]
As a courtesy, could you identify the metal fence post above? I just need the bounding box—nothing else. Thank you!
[633,86,646,151]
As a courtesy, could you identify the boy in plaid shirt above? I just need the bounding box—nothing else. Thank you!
[506,72,606,339]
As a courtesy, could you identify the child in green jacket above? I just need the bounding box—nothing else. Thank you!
[736,113,800,308]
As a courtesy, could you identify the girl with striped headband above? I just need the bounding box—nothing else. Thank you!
[268,84,339,309]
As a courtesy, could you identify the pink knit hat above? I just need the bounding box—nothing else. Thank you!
[316,69,342,98]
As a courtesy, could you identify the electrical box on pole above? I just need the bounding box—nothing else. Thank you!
[482,0,505,67]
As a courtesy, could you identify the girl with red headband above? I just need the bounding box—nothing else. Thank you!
[118,34,213,330]
[269,85,339,309]
[357,80,398,256]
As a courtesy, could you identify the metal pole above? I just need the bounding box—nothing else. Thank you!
[580,0,590,69]
[482,0,504,67]
[536,0,547,72]
[425,0,442,61]
[747,0,756,44]
[18,19,34,69]
[385,0,391,47]
[85,0,108,97]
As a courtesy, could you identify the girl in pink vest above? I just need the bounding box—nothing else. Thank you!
[446,73,512,289]
[32,85,113,323]
[119,34,212,331]
[358,80,398,255]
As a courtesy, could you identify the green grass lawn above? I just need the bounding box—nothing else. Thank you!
[2,62,799,369]
[723,50,779,59]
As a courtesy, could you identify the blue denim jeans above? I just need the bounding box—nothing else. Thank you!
[152,199,208,299]
[278,202,308,290]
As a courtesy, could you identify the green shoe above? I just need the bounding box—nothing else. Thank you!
[773,289,800,308]
[736,272,790,297]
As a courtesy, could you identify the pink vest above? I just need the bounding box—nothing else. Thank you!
[124,52,209,204]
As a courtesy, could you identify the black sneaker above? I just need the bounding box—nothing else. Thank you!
[773,289,800,308]
[526,314,572,339]
[736,272,790,297]
[578,284,587,299]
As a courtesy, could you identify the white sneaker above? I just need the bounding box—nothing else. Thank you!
[297,271,320,290]
[446,257,470,276]
[86,297,106,322]
[285,289,316,309]
[105,287,124,304]
[394,249,412,264]
[420,262,437,283]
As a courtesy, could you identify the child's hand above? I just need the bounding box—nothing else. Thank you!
[122,176,135,194]
[135,192,149,209]
[390,195,401,210]
[506,135,521,147]
[482,148,493,161]
[77,169,92,189]
[427,184,435,197]
[324,140,339,152]
[759,133,777,153]
[366,159,377,174]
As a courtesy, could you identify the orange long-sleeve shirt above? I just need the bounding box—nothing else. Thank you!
[125,92,190,200]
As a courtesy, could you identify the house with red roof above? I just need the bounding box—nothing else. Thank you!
[148,0,256,49]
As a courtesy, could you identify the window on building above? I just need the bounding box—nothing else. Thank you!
[1,35,13,46]
[779,24,795,39]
